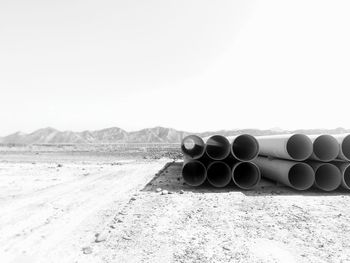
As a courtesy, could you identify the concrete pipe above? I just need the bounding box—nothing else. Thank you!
[256,134,313,161]
[333,134,350,161]
[228,134,259,161]
[181,135,206,159]
[207,161,231,188]
[308,162,341,191]
[232,162,261,190]
[182,160,207,187]
[333,162,350,190]
[309,135,340,162]
[253,157,314,190]
[205,135,231,161]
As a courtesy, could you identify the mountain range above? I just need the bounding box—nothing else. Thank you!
[0,127,349,144]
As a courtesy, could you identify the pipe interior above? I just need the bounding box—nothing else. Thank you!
[182,161,206,186]
[232,135,259,161]
[286,134,313,161]
[232,162,260,189]
[288,163,314,190]
[313,135,339,162]
[181,135,205,159]
[315,164,341,191]
[341,135,350,160]
[207,162,231,188]
[183,138,195,150]
[344,166,350,189]
[206,135,230,160]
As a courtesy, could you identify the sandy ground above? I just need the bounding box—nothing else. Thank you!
[1,152,350,263]
[0,153,169,263]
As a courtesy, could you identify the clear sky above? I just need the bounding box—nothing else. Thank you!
[0,0,349,136]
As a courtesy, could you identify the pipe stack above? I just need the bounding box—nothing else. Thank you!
[181,134,260,189]
[181,133,350,191]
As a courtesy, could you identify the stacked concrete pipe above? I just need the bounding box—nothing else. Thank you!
[256,134,313,161]
[205,135,231,161]
[308,135,340,162]
[228,134,259,162]
[253,157,315,190]
[231,161,261,190]
[333,161,350,190]
[333,134,350,161]
[207,161,232,188]
[181,134,261,189]
[307,162,341,191]
[227,134,261,189]
[181,135,206,160]
[209,134,261,189]
[181,135,207,187]
[203,135,232,188]
[181,133,350,191]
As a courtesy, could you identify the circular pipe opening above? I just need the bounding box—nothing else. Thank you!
[207,162,231,188]
[313,135,339,162]
[182,161,206,187]
[232,162,261,190]
[288,163,314,190]
[341,135,350,161]
[286,134,313,161]
[314,164,341,191]
[231,135,259,161]
[206,135,231,160]
[181,135,205,159]
[343,165,350,190]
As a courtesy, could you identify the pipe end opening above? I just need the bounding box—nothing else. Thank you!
[232,162,260,189]
[182,161,206,187]
[206,135,231,160]
[344,166,350,190]
[181,135,205,159]
[313,135,339,162]
[183,138,195,150]
[288,163,314,190]
[231,135,259,161]
[315,164,341,191]
[341,135,350,161]
[207,162,231,188]
[286,134,313,161]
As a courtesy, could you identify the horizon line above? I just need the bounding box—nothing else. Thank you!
[0,126,348,138]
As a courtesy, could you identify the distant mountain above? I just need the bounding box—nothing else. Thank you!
[0,126,349,144]
[0,127,188,144]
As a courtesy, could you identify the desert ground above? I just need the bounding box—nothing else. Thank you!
[0,145,350,263]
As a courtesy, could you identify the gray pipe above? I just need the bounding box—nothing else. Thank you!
[205,135,231,161]
[333,134,350,161]
[308,135,340,162]
[228,134,259,161]
[253,157,314,190]
[182,159,207,186]
[232,162,261,190]
[307,162,341,191]
[256,134,313,161]
[181,135,206,159]
[207,161,231,188]
[333,162,350,190]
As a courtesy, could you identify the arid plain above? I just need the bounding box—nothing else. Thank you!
[0,144,349,263]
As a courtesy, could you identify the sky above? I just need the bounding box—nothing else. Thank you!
[0,0,350,136]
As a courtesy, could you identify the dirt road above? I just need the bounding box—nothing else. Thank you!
[0,157,169,263]
[1,155,350,263]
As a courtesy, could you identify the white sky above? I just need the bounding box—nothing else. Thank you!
[1,0,350,136]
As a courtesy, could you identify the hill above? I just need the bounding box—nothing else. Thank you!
[0,127,348,144]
